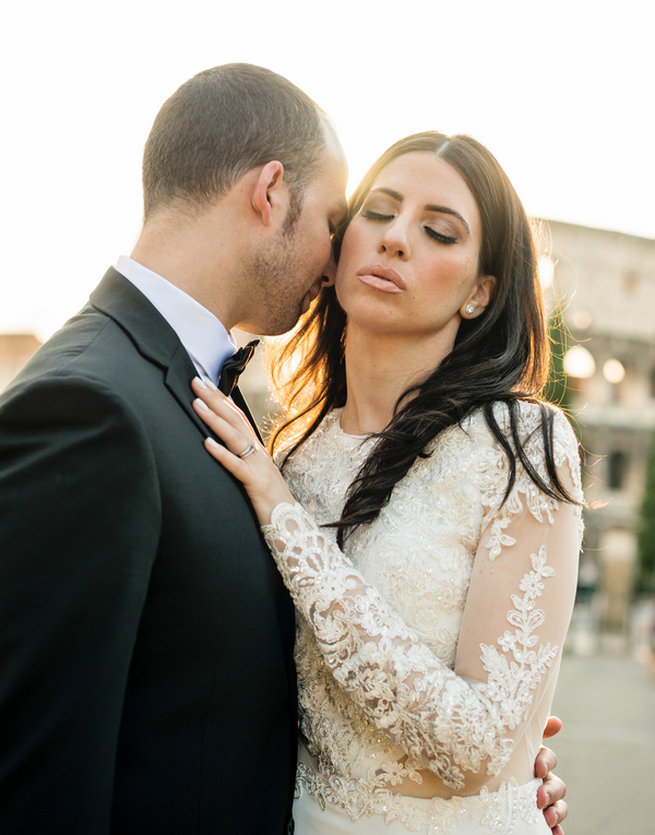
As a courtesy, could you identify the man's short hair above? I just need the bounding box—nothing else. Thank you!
[142,63,328,219]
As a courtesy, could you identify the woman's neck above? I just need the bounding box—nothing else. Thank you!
[340,326,453,436]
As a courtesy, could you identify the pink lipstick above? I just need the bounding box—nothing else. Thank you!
[356,264,406,294]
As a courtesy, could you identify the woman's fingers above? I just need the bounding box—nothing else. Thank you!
[191,378,259,450]
[191,377,262,467]
[189,376,295,523]
[193,397,254,455]
[203,435,252,476]
[192,377,251,427]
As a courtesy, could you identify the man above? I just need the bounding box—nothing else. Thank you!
[0,64,567,833]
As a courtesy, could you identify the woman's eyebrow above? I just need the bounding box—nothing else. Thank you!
[369,187,402,201]
[424,204,470,234]
[368,187,470,234]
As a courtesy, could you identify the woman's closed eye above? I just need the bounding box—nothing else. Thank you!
[424,226,458,244]
[361,206,458,245]
[361,209,394,221]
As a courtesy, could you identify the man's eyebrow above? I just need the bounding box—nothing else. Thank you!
[368,187,471,234]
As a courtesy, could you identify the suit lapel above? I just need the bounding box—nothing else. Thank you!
[164,341,213,438]
[91,267,181,369]
[90,267,220,439]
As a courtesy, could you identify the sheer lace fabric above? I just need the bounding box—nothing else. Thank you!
[263,402,583,832]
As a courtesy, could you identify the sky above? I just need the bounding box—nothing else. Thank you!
[1,0,653,339]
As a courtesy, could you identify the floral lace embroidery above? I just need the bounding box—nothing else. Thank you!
[264,502,558,788]
[479,545,558,773]
[296,767,544,833]
[482,407,583,560]
[269,401,582,827]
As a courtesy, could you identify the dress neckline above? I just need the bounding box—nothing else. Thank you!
[330,408,376,441]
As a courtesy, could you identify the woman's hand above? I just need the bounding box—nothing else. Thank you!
[191,377,295,524]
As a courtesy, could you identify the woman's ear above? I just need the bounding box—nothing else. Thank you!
[321,251,338,287]
[251,160,286,227]
[461,274,496,318]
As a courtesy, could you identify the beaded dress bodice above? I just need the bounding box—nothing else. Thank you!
[262,402,583,832]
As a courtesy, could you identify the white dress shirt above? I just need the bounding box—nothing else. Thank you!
[115,255,236,383]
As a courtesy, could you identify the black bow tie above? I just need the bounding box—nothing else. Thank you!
[217,339,260,395]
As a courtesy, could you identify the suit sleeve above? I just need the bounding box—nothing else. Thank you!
[0,374,160,832]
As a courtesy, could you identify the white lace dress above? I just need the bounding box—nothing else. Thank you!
[262,402,583,834]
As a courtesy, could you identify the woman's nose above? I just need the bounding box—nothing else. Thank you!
[379,219,410,258]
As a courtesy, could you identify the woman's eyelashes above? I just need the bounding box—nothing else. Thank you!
[424,226,458,244]
[361,209,393,221]
[360,209,458,244]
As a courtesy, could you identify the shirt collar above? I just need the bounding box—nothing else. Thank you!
[115,255,236,383]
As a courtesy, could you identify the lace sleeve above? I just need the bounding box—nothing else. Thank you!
[262,412,583,793]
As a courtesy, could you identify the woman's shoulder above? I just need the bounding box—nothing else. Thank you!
[458,399,581,476]
[466,398,575,443]
[501,398,578,455]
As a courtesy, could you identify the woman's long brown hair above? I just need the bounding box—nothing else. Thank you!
[268,132,575,546]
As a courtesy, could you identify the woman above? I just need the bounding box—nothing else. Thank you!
[192,132,583,833]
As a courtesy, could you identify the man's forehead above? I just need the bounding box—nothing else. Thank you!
[319,119,348,177]
[320,181,347,221]
[320,115,345,159]
[311,153,348,214]
[334,195,348,219]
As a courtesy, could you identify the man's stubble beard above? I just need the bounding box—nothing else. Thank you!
[244,193,312,335]
[245,234,308,336]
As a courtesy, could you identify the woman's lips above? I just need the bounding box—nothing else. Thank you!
[356,264,406,294]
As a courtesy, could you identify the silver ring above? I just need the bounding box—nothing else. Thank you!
[237,442,256,459]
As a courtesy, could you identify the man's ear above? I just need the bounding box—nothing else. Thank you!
[251,160,286,227]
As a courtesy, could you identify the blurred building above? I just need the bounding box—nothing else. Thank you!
[546,221,655,634]
[0,334,41,391]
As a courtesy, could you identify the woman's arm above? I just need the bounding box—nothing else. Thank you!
[192,379,581,799]
[257,489,579,793]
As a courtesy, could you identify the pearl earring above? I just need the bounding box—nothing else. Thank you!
[465,303,476,316]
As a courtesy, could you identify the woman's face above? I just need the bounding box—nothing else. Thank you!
[335,151,494,350]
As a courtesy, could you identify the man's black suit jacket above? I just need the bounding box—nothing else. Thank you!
[0,269,297,834]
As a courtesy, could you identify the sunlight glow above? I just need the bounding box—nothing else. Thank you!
[571,310,593,330]
[564,346,596,379]
[603,359,626,384]
[538,256,555,289]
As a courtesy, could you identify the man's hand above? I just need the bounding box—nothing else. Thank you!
[535,716,568,835]
[542,715,563,739]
